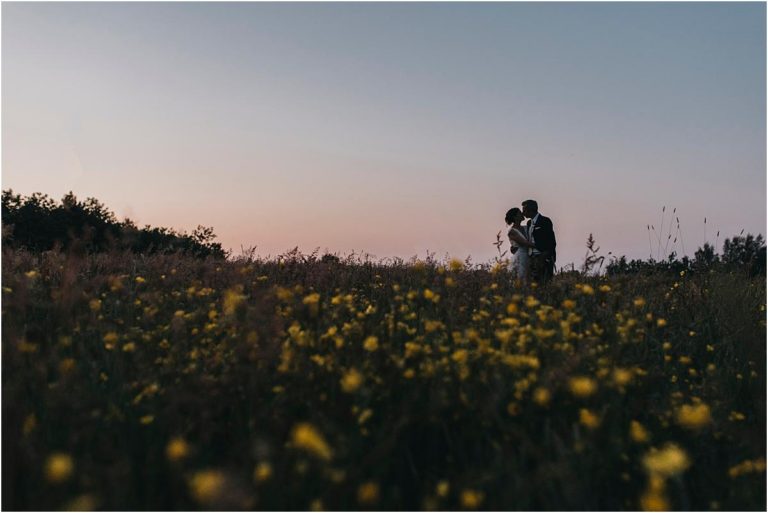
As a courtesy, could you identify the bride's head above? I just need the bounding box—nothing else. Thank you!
[505,208,524,225]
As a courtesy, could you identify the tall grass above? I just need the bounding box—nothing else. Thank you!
[2,247,765,510]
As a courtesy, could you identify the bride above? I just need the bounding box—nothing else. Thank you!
[505,207,536,283]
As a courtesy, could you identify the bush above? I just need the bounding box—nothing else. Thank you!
[2,190,226,259]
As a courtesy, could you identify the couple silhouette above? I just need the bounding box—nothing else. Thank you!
[505,199,556,284]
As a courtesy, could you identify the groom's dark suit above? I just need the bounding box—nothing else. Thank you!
[528,213,556,281]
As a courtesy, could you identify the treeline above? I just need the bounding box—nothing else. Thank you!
[604,235,766,277]
[1,190,226,259]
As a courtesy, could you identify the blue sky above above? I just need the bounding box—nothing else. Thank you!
[3,2,765,265]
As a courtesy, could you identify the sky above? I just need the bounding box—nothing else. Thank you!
[2,2,765,267]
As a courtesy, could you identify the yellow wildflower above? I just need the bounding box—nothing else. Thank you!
[166,437,190,462]
[613,368,633,387]
[495,329,514,345]
[340,368,364,393]
[562,299,576,310]
[45,453,74,483]
[729,411,746,421]
[291,423,333,461]
[451,349,469,364]
[728,458,766,478]
[579,408,600,429]
[303,292,321,311]
[460,489,484,509]
[630,420,650,443]
[676,403,711,430]
[640,490,669,511]
[525,296,540,308]
[358,409,373,425]
[254,462,272,482]
[568,376,598,398]
[223,287,246,316]
[65,494,98,511]
[424,320,444,333]
[643,443,690,477]
[189,470,225,504]
[449,258,464,272]
[533,387,551,406]
[656,318,667,327]
[436,480,450,498]
[89,299,102,312]
[363,336,379,352]
[103,331,118,350]
[357,482,380,504]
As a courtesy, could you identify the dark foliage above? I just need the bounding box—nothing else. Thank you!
[606,235,765,277]
[2,190,226,259]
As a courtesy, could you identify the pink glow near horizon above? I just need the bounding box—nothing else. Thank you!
[3,3,765,267]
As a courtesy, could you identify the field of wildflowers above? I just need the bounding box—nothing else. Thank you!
[2,248,765,510]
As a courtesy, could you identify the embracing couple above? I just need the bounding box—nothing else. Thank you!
[505,199,557,284]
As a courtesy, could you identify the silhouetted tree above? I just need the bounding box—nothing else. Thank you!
[693,242,719,270]
[2,189,226,259]
[721,234,765,276]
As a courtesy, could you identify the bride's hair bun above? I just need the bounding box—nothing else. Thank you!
[505,207,522,224]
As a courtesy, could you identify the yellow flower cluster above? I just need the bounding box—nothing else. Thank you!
[291,423,333,461]
[5,249,763,510]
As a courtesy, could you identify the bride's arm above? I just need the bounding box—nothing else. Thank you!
[509,229,535,248]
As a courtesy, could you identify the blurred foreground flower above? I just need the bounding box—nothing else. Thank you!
[45,453,73,483]
[189,470,226,504]
[340,368,364,393]
[166,437,190,462]
[363,336,379,352]
[579,409,600,429]
[460,489,484,509]
[676,403,711,430]
[291,423,333,461]
[357,481,379,504]
[568,376,597,398]
[253,462,272,483]
[65,494,98,511]
[630,421,650,443]
[643,443,690,477]
[728,458,766,478]
[223,287,246,316]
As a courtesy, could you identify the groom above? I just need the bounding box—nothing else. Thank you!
[522,199,556,283]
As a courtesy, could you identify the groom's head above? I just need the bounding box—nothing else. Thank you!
[522,199,538,218]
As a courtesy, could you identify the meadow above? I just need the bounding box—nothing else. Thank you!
[2,247,765,510]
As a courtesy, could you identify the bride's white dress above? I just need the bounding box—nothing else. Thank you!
[508,226,529,283]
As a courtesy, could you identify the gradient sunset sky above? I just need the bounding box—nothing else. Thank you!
[3,2,765,266]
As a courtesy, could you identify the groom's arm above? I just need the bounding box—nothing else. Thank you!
[535,218,557,259]
[534,218,553,250]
